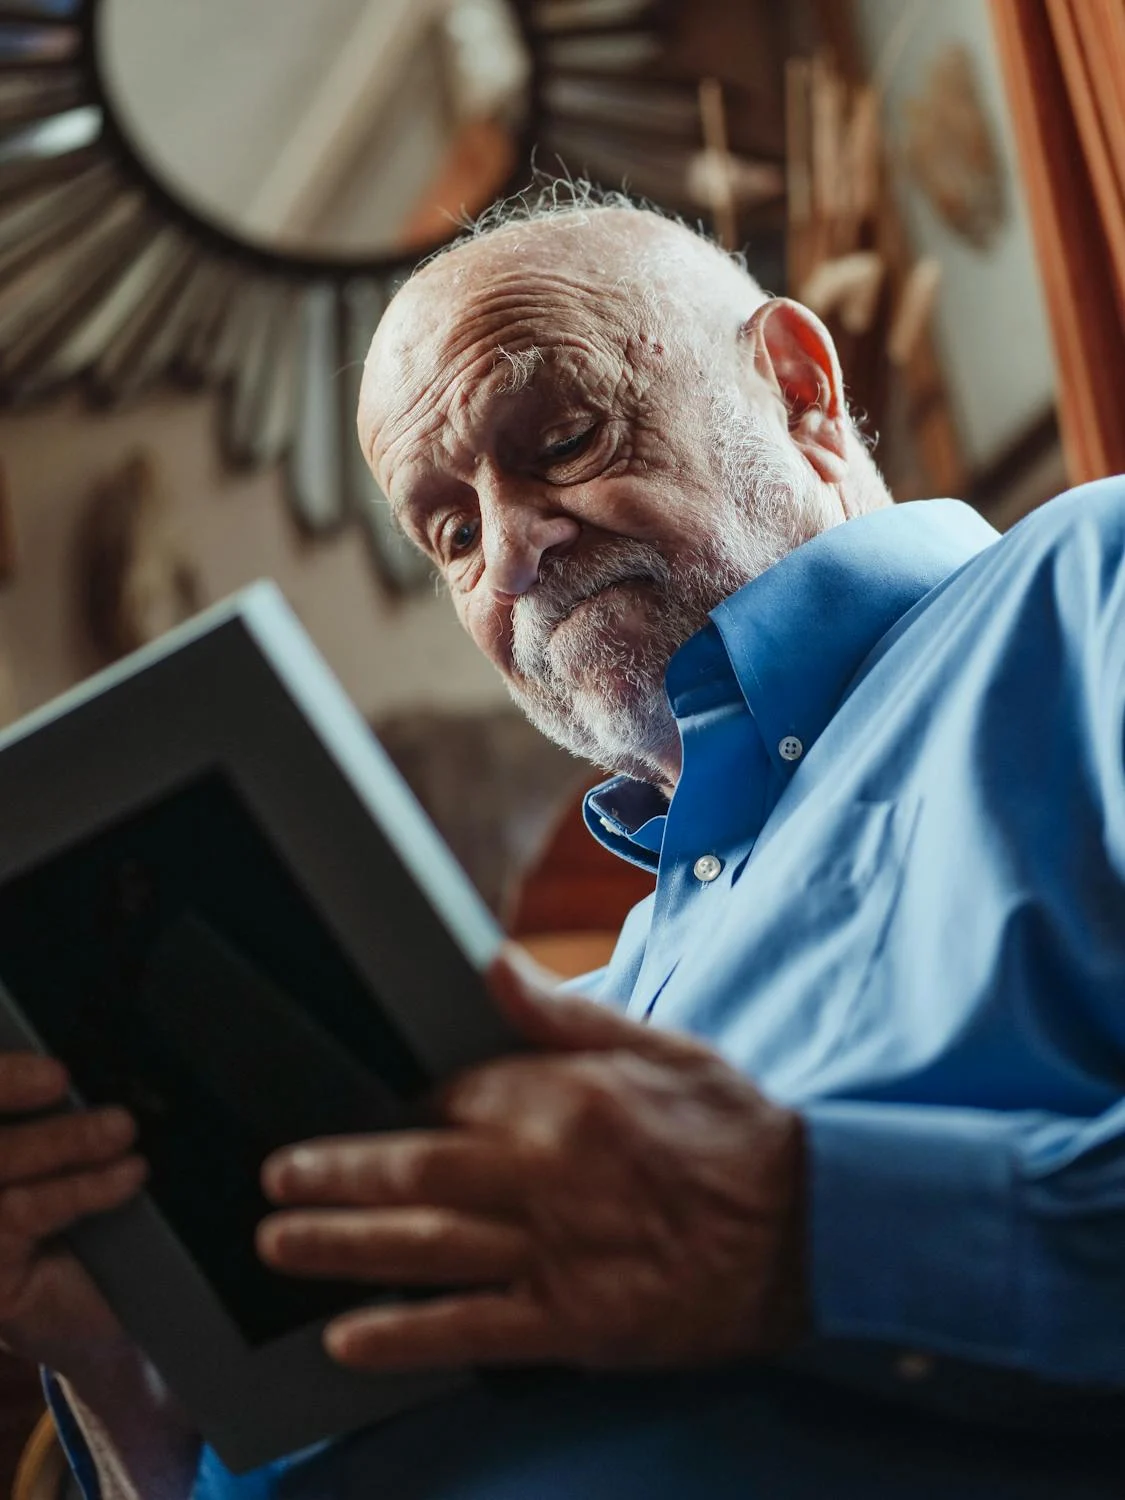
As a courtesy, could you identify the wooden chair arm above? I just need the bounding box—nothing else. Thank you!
[12,1411,68,1500]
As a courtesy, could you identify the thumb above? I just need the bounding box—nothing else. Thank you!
[487,944,682,1058]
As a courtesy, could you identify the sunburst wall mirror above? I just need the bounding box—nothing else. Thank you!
[0,0,786,589]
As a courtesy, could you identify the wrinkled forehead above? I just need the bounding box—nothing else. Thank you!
[360,235,645,455]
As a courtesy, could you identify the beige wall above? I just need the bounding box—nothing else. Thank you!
[0,387,508,724]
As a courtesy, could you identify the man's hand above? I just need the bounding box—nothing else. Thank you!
[0,1052,146,1375]
[258,948,807,1374]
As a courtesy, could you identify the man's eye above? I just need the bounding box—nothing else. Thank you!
[542,429,594,463]
[445,518,479,556]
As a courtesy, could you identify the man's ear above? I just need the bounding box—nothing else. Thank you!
[741,298,850,487]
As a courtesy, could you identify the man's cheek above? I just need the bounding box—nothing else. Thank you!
[463,597,516,677]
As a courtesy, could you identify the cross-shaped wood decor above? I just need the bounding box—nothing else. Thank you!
[789,18,965,500]
[692,63,961,500]
[786,55,945,441]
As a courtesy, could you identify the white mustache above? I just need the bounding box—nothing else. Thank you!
[512,542,670,676]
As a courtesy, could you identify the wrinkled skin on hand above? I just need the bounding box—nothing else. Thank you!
[0,1053,146,1374]
[258,949,807,1373]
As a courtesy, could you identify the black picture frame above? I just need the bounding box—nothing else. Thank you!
[0,580,516,1471]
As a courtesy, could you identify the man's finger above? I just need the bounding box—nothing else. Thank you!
[256,1207,530,1285]
[0,1155,148,1239]
[323,1290,554,1370]
[261,1132,527,1214]
[0,1107,136,1187]
[0,1054,68,1114]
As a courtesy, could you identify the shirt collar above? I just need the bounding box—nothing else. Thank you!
[586,500,999,866]
[709,498,999,775]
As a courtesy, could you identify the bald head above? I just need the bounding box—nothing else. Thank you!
[356,198,889,784]
[359,208,767,460]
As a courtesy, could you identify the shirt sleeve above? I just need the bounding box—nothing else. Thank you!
[191,1446,282,1500]
[804,1095,1125,1388]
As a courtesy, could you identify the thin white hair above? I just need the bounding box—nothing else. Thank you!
[412,171,755,287]
[495,343,546,394]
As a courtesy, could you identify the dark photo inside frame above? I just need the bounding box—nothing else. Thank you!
[0,771,430,1347]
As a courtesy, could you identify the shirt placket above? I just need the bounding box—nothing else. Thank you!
[628,690,770,1020]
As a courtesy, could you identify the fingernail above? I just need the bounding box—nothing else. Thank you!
[99,1109,135,1144]
[112,1155,148,1188]
[324,1321,354,1360]
[256,1218,298,1263]
[255,1220,280,1260]
[24,1056,66,1089]
[263,1147,319,1197]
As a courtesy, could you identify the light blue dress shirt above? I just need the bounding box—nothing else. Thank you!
[581,482,1125,1396]
[52,483,1125,1497]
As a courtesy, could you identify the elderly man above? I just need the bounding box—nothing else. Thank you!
[2,190,1124,1499]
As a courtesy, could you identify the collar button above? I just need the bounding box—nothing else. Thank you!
[779,735,804,762]
[693,854,723,883]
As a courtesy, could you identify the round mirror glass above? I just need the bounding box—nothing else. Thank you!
[97,0,531,260]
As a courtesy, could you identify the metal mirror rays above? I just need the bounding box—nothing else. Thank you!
[0,0,778,590]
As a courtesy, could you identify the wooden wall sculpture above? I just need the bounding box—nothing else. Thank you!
[75,450,201,664]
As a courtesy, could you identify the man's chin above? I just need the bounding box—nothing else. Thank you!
[511,672,671,776]
[545,584,660,674]
[551,650,672,746]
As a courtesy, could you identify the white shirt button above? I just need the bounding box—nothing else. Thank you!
[779,735,804,762]
[693,853,723,883]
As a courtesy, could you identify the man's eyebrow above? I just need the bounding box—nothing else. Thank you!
[388,479,456,546]
[495,344,546,395]
[387,489,420,534]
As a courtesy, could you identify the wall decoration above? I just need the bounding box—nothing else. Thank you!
[0,0,785,592]
[0,457,16,583]
[784,52,960,494]
[830,0,1059,503]
[903,41,1007,252]
[74,448,201,663]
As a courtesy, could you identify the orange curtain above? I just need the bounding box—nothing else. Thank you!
[990,0,1125,483]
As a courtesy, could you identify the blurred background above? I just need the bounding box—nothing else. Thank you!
[3,0,1125,1484]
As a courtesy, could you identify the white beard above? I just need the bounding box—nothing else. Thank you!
[506,403,841,779]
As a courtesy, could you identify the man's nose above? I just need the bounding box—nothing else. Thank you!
[480,488,581,601]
